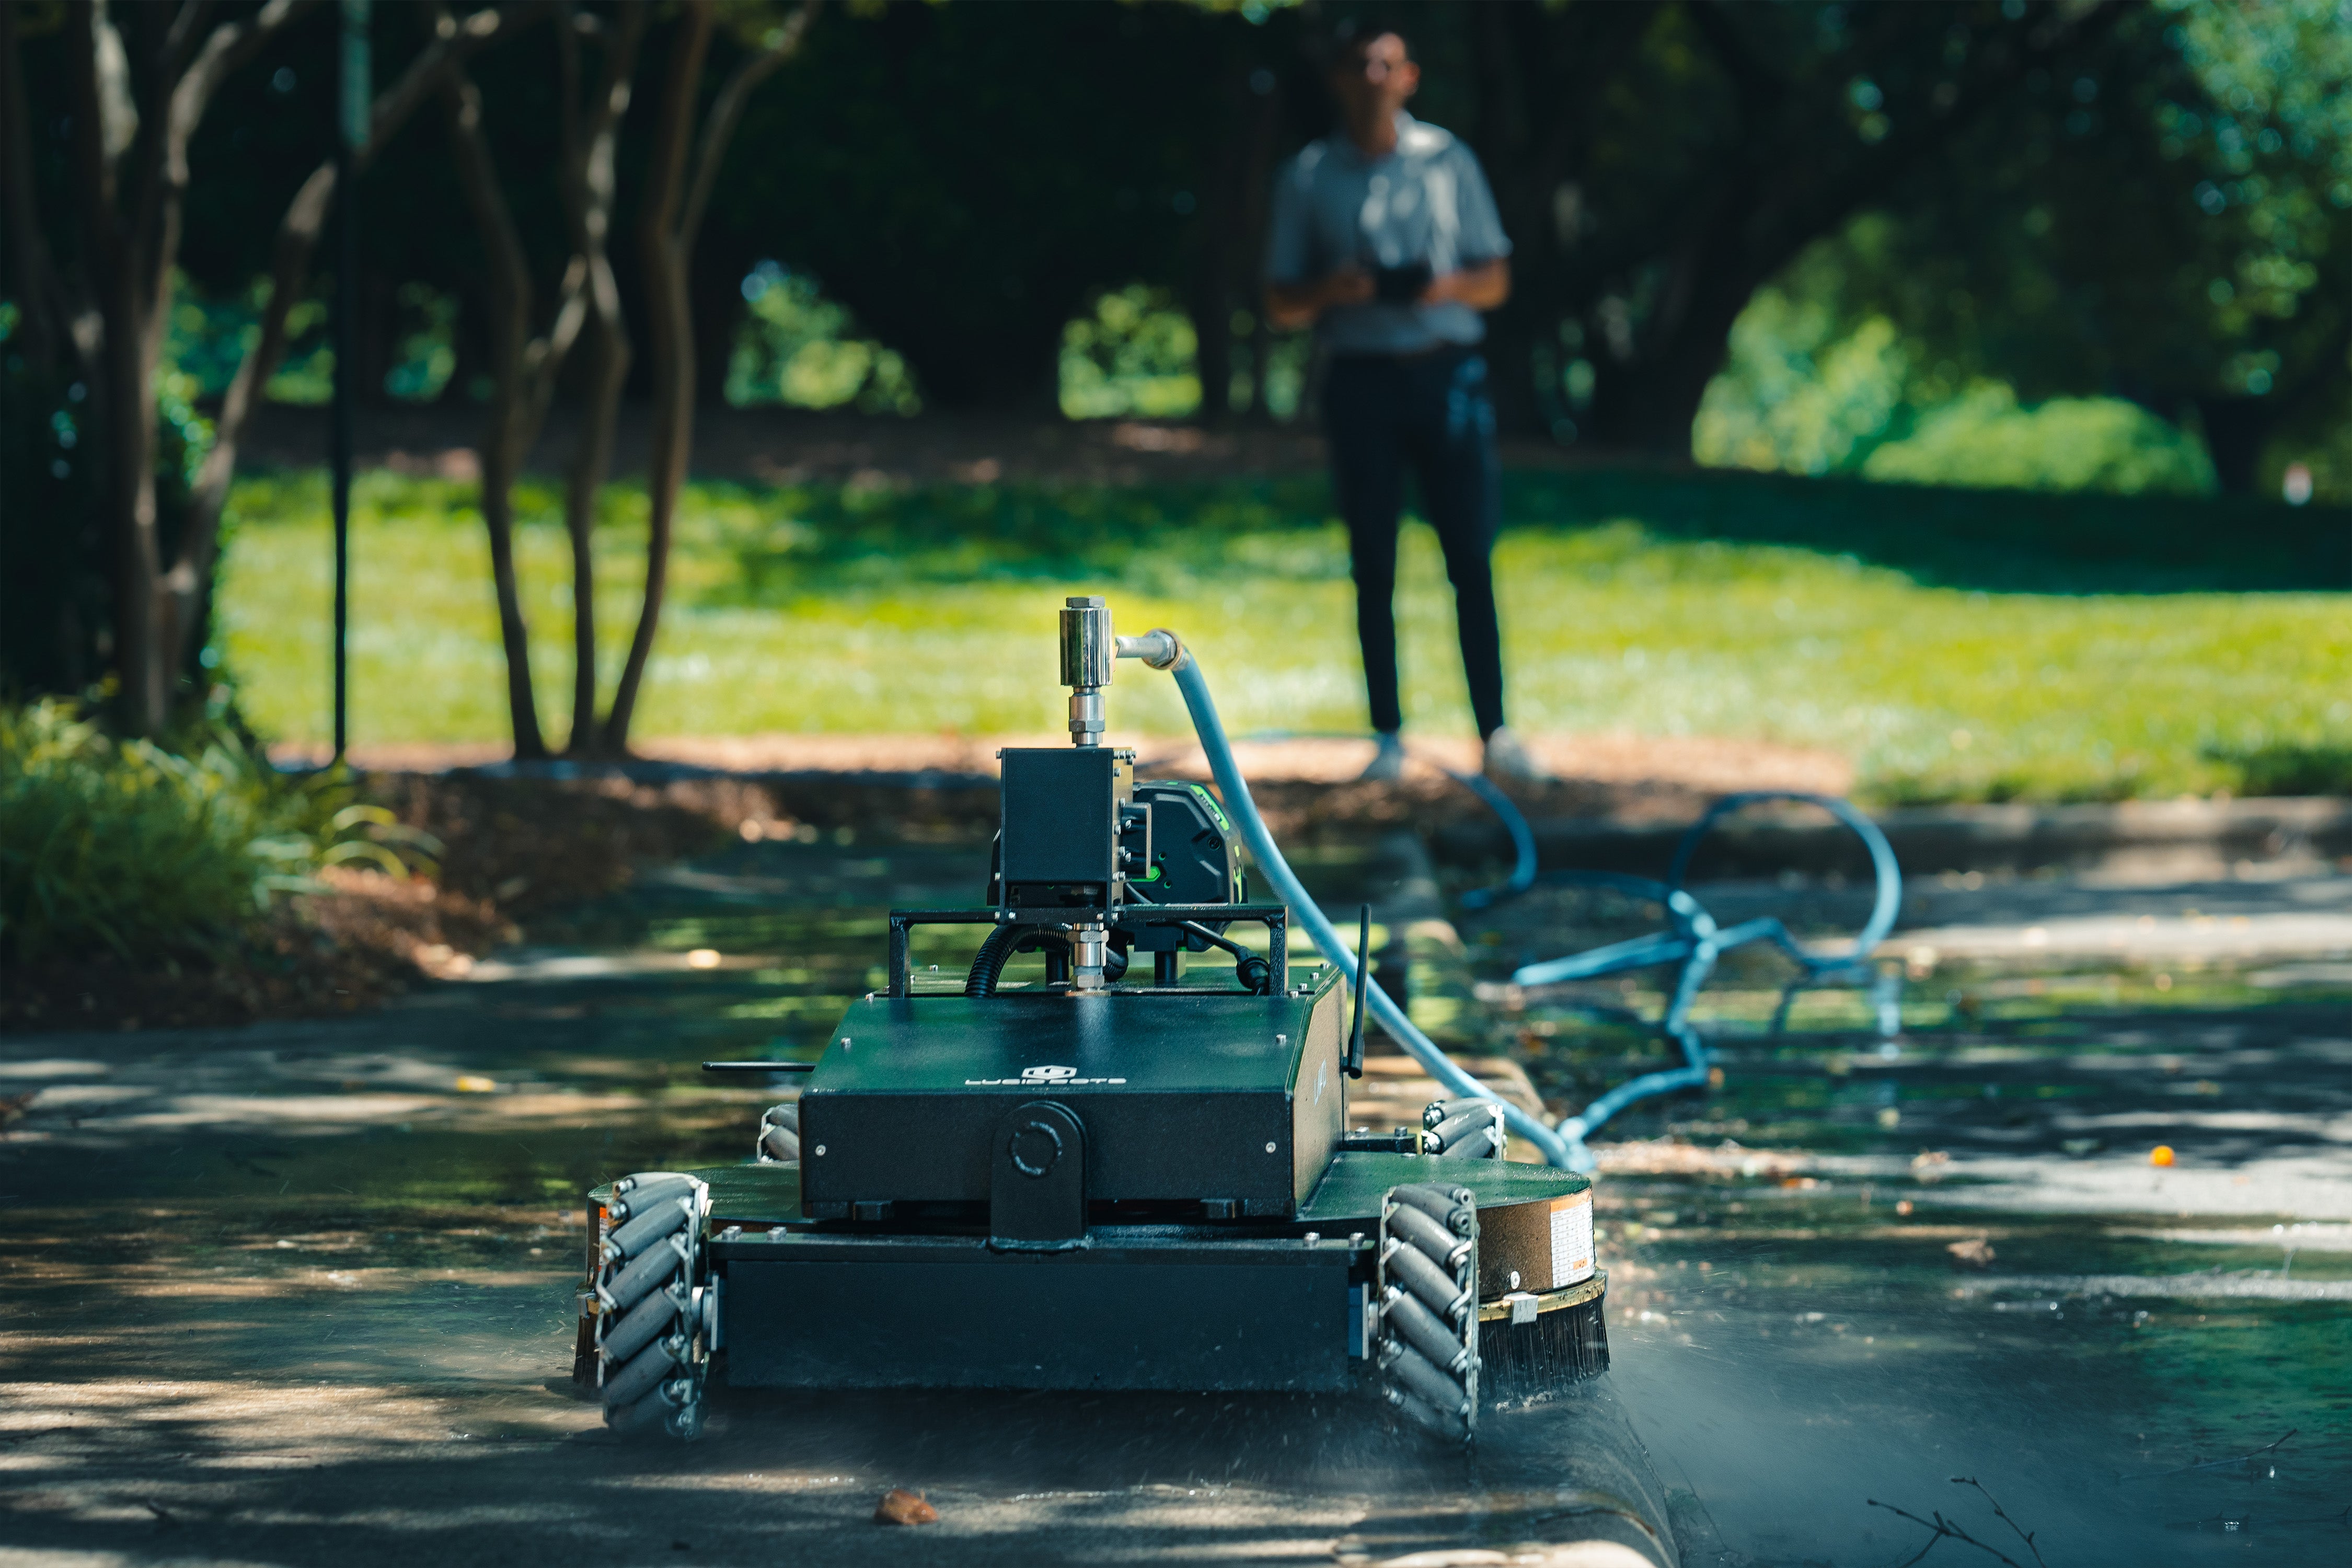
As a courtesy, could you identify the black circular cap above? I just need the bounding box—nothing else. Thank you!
[1009,1119,1064,1178]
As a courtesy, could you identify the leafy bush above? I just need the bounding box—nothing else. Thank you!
[0,700,435,964]
[2204,741,2352,797]
[1861,387,2217,497]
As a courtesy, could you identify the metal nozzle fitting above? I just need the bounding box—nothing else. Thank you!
[1061,596,1114,745]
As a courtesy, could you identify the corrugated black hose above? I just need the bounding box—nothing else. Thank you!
[965,923,1028,996]
[965,924,1128,995]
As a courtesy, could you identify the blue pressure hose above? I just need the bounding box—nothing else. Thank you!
[1141,636,1901,1175]
[1164,652,1580,1168]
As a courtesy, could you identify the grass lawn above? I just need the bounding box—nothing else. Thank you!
[212,464,2352,803]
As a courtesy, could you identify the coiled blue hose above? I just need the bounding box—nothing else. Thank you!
[1152,644,1900,1175]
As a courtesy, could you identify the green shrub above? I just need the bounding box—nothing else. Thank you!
[0,700,297,962]
[0,700,436,965]
[1860,387,2217,497]
[2204,741,2352,797]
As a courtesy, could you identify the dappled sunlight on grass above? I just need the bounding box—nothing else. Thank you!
[214,470,2352,802]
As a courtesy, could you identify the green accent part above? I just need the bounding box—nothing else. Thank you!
[1143,865,1163,882]
[1186,782,1231,833]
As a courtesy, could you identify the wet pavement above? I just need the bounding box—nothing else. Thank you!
[5,833,2349,1565]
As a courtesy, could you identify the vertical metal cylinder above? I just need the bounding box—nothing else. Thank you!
[1071,923,1109,990]
[1061,596,1114,745]
[1060,597,1114,688]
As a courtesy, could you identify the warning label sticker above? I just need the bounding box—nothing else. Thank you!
[1550,1193,1595,1288]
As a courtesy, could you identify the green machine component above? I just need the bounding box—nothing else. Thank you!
[578,597,1607,1445]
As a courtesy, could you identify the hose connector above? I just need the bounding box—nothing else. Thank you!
[1114,627,1186,671]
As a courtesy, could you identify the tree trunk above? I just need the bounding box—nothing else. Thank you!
[603,0,816,754]
[556,2,644,756]
[441,66,547,757]
[603,0,714,755]
[65,2,166,732]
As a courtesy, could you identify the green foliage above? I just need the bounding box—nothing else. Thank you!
[164,270,333,406]
[1859,388,2216,497]
[213,468,2352,805]
[1821,1,2352,492]
[1,700,299,963]
[1694,292,1911,478]
[1060,285,1204,420]
[726,262,920,414]
[2204,741,2352,796]
[1696,227,2220,496]
[0,699,440,964]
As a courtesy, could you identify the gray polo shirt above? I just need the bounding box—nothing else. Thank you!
[1265,112,1512,356]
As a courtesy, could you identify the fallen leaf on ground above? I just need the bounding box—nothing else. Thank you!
[875,1488,938,1525]
[1946,1237,1996,1269]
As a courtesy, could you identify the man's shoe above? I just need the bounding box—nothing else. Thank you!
[1483,725,1550,782]
[1358,731,1406,782]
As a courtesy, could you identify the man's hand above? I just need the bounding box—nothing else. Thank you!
[1265,268,1375,331]
[1420,259,1511,312]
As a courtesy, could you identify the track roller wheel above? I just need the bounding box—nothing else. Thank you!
[594,1171,711,1440]
[757,1101,800,1163]
[1421,1098,1506,1159]
[1376,1181,1480,1443]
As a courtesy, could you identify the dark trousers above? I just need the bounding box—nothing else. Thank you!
[1323,349,1507,739]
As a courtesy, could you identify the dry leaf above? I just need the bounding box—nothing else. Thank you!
[1946,1237,1996,1269]
[874,1488,938,1526]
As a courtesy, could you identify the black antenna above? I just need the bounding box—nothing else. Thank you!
[1345,903,1370,1079]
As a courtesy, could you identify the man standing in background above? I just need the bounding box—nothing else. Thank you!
[1265,22,1543,782]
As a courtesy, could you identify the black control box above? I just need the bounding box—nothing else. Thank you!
[998,747,1133,907]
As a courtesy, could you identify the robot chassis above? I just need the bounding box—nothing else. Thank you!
[576,598,1608,1443]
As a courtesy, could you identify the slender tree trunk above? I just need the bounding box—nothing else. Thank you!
[603,1,712,754]
[603,0,815,753]
[556,1,643,756]
[563,306,627,750]
[442,62,547,757]
[65,2,165,731]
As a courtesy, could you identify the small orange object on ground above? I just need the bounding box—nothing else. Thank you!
[875,1489,938,1526]
[2150,1145,2176,1167]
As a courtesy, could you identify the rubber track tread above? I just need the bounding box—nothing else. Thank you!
[600,1282,682,1365]
[1383,1287,1472,1376]
[603,1334,685,1409]
[1383,1338,1470,1417]
[607,1176,694,1225]
[601,1234,684,1315]
[1390,1184,1475,1233]
[606,1196,690,1261]
[1386,1204,1471,1269]
[1385,1236,1469,1322]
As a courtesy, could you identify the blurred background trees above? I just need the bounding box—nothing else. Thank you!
[4,0,2347,739]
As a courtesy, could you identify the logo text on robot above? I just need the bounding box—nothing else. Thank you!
[962,1064,1129,1086]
